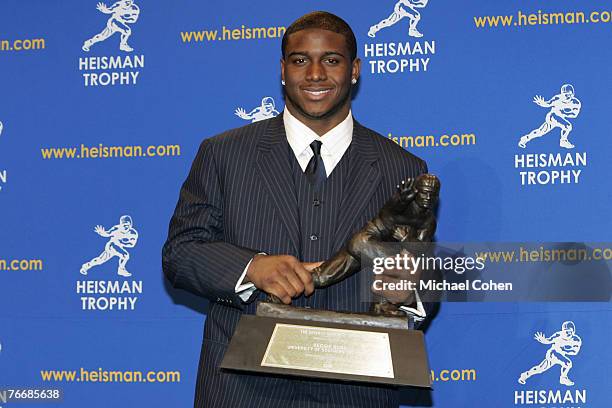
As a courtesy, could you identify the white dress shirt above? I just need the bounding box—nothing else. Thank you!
[235,108,353,300]
[284,107,353,175]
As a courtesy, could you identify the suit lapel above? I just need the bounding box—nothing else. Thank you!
[333,121,381,251]
[255,116,300,254]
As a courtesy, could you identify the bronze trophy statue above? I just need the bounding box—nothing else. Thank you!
[314,174,439,313]
[222,174,440,387]
[264,173,440,319]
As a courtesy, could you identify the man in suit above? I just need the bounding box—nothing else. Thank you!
[163,11,429,408]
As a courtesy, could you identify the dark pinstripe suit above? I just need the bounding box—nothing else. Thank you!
[163,114,427,407]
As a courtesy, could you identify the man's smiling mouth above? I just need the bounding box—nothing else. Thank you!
[303,88,333,97]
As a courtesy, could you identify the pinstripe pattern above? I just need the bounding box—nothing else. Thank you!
[163,114,427,407]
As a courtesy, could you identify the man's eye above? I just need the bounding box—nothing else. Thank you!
[326,58,339,64]
[293,58,306,64]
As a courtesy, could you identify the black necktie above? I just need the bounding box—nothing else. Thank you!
[305,140,326,188]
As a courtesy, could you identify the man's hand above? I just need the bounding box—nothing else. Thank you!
[246,255,317,304]
[371,250,420,304]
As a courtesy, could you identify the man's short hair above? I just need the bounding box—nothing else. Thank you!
[281,11,357,61]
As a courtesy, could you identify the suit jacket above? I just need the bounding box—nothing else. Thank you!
[162,114,428,408]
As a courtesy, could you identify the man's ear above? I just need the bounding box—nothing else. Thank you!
[280,58,286,83]
[351,57,361,82]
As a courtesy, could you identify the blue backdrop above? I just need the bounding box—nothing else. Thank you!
[1,1,610,407]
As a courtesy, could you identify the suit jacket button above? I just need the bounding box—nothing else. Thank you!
[309,234,319,241]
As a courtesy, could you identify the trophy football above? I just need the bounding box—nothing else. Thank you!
[221,174,440,388]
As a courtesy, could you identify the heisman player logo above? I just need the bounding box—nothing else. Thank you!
[235,97,280,123]
[78,1,144,87]
[513,84,587,186]
[77,215,143,311]
[518,321,582,386]
[513,321,588,407]
[82,1,141,52]
[519,84,582,149]
[80,215,139,277]
[364,1,436,75]
[368,0,430,38]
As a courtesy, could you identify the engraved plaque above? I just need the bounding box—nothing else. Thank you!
[220,315,432,387]
[261,323,394,378]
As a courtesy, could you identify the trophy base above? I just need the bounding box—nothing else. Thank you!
[256,302,413,330]
[219,302,432,388]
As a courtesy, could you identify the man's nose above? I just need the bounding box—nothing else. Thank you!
[306,61,326,81]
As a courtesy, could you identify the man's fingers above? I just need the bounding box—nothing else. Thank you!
[283,270,305,296]
[276,275,300,299]
[295,263,315,296]
[268,283,292,305]
[275,260,305,296]
[303,261,323,271]
[249,255,319,300]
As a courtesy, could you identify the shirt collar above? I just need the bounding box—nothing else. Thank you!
[283,108,353,159]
